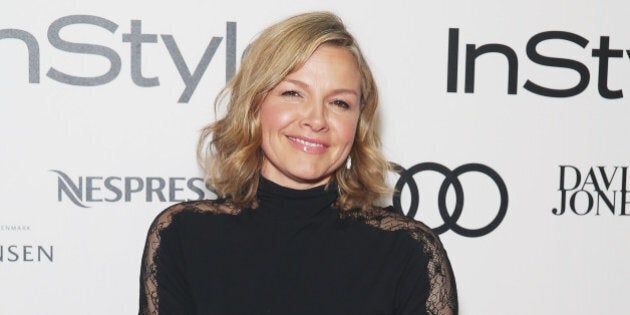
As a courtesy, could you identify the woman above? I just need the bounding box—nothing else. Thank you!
[139,11,457,315]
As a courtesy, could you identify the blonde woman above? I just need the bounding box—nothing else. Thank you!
[139,11,457,315]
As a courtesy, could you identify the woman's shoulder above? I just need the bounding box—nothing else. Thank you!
[340,206,442,247]
[342,206,458,313]
[148,199,241,232]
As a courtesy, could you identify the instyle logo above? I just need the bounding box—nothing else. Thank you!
[51,170,211,208]
[0,15,237,103]
[447,28,630,99]
[391,162,508,237]
[552,165,630,216]
[0,245,54,263]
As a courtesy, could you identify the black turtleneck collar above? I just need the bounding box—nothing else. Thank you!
[255,176,338,220]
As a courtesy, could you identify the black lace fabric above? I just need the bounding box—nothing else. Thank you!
[139,201,240,315]
[340,207,458,315]
[139,200,457,315]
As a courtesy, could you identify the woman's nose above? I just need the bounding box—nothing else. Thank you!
[300,101,328,132]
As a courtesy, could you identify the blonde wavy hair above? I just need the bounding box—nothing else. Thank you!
[198,11,390,210]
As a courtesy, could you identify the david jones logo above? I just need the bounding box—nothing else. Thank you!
[552,165,630,216]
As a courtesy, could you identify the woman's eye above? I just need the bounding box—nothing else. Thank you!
[281,90,300,97]
[332,99,350,109]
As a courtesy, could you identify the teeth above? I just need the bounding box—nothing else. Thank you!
[288,136,323,147]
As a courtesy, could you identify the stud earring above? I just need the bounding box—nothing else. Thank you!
[346,157,352,170]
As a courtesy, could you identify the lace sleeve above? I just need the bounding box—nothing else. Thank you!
[398,219,458,315]
[138,200,240,314]
[138,203,193,315]
[341,208,458,315]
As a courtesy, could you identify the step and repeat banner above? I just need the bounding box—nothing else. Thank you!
[1,0,628,314]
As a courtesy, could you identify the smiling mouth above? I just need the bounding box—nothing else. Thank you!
[287,136,326,148]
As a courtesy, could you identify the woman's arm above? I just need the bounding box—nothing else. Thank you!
[395,222,458,315]
[139,204,195,315]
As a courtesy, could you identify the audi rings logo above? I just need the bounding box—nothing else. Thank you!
[391,162,509,237]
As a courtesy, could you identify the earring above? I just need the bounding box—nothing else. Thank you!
[346,157,352,170]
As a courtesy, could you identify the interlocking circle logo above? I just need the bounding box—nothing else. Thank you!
[391,162,509,237]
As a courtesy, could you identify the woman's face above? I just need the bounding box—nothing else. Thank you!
[260,45,362,189]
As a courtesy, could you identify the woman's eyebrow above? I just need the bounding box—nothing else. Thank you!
[282,78,310,89]
[282,78,359,96]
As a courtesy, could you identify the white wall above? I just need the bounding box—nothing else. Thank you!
[1,0,629,314]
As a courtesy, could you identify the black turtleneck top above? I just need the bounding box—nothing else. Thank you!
[139,178,457,315]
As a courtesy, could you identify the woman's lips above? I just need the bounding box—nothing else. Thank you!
[286,136,328,154]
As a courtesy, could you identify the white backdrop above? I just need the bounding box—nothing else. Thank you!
[1,0,629,314]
